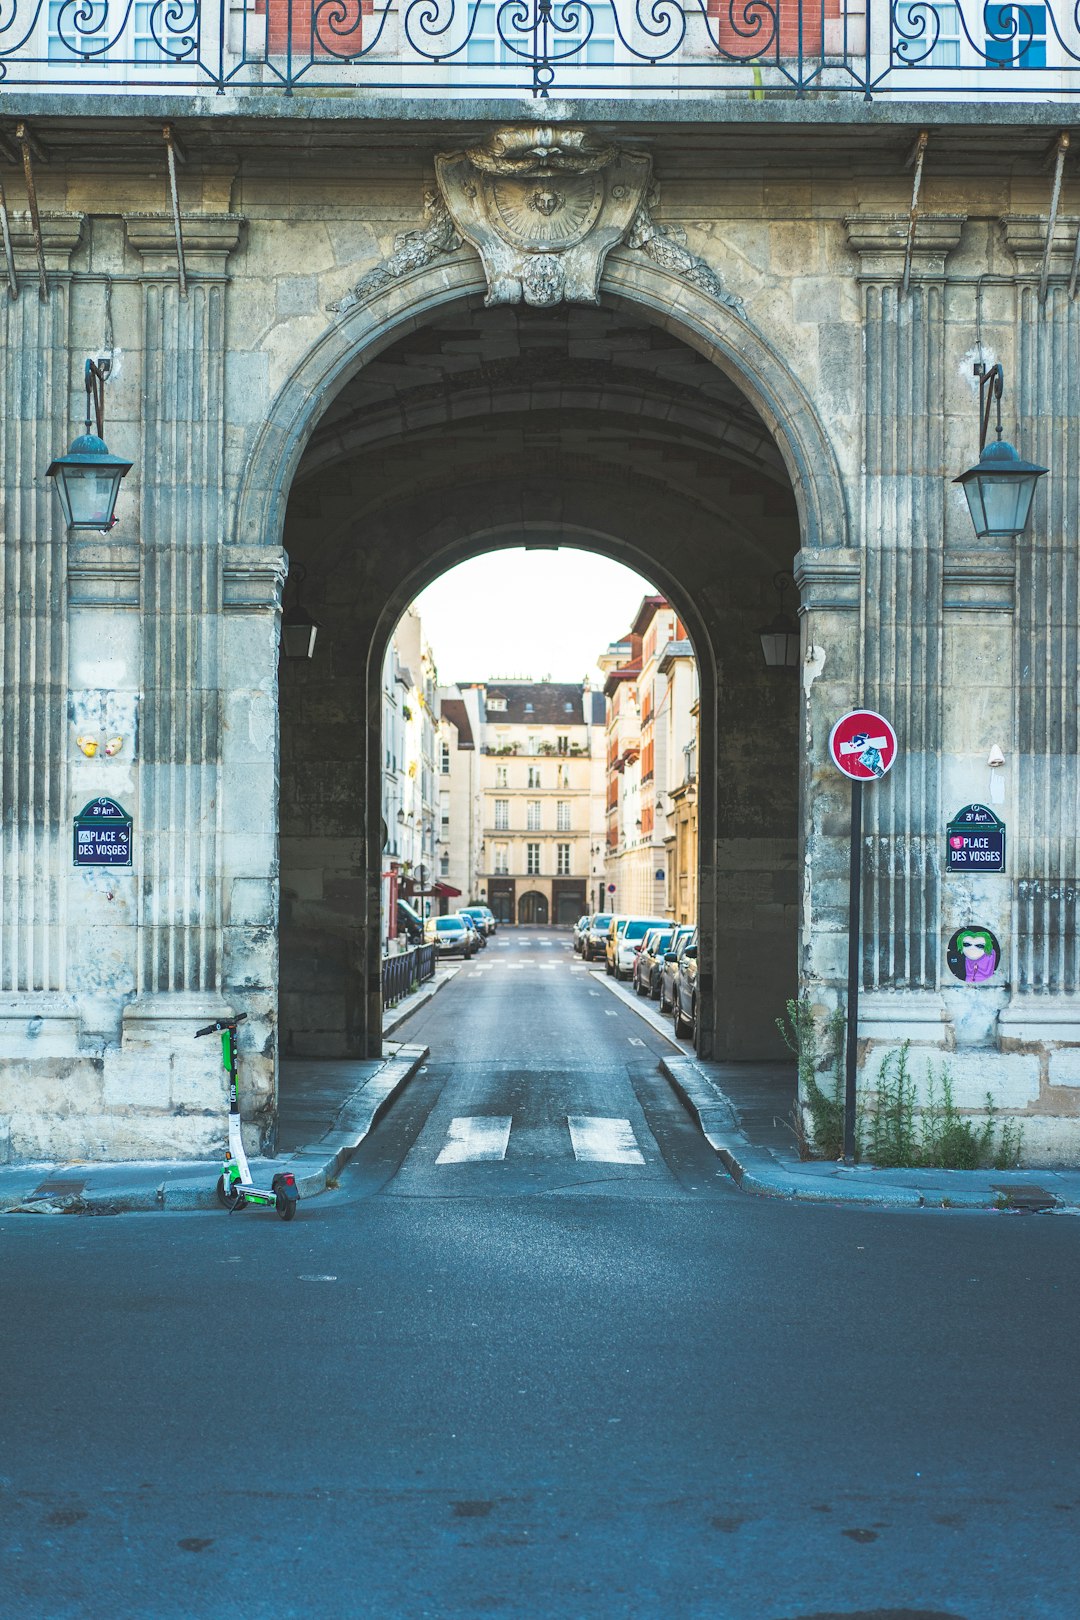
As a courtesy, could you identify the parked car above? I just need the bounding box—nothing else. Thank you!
[582,914,615,961]
[600,915,629,973]
[457,912,486,950]
[633,926,676,998]
[425,915,476,958]
[573,915,591,954]
[460,905,495,937]
[608,916,667,980]
[397,897,426,944]
[671,928,699,1040]
[658,925,695,1013]
[475,905,497,935]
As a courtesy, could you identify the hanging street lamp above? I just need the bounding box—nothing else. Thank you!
[281,562,319,660]
[954,362,1047,541]
[757,571,800,668]
[46,358,132,531]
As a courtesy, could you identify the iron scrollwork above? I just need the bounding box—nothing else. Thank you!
[4,0,1080,94]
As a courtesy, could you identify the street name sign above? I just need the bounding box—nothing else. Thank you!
[73,797,132,868]
[947,804,1005,873]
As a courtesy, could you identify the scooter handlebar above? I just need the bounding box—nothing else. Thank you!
[194,1012,247,1038]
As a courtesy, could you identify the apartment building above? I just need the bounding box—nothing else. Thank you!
[439,680,605,925]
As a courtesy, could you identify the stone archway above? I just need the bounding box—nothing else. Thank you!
[271,288,810,1070]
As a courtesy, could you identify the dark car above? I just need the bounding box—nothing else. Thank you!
[671,928,699,1040]
[582,914,615,961]
[633,926,676,998]
[572,915,591,954]
[659,925,695,1013]
[460,905,495,938]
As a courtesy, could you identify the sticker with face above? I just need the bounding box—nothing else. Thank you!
[946,927,1001,984]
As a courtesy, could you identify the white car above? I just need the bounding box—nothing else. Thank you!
[425,915,476,957]
[610,916,668,981]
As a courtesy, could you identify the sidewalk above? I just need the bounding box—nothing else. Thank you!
[0,968,456,1217]
[597,969,1080,1213]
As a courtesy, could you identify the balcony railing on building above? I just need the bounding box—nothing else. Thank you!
[4,0,1077,99]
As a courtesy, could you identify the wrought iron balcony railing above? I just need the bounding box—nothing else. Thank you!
[1,0,1077,98]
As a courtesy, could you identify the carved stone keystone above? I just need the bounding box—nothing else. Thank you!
[435,125,652,307]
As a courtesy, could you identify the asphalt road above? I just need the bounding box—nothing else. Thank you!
[2,927,1079,1620]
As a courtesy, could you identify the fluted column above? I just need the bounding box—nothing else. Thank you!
[846,214,965,997]
[0,214,84,998]
[124,216,243,997]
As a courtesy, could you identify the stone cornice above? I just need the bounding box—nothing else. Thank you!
[1000,214,1080,280]
[942,549,1015,613]
[67,539,141,608]
[794,547,861,612]
[123,213,244,276]
[223,545,288,611]
[4,211,84,272]
[844,212,966,280]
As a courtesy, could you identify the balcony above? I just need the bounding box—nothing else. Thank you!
[4,0,1079,101]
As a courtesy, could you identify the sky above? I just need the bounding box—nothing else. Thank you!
[411,548,659,687]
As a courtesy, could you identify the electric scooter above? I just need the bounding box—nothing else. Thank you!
[195,1012,299,1221]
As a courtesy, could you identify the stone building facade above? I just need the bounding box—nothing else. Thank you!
[3,89,1080,1163]
[439,681,604,925]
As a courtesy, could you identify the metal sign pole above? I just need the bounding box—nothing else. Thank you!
[843,778,863,1165]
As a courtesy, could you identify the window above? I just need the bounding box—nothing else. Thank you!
[494,844,509,875]
[557,843,571,875]
[440,742,451,775]
[495,799,509,830]
[895,1,960,64]
[985,3,1046,65]
[527,800,541,831]
[527,843,541,875]
[557,734,569,754]
[524,702,534,713]
[488,696,507,712]
[556,800,571,832]
[496,765,508,788]
[440,853,450,876]
[528,766,541,789]
[556,763,568,789]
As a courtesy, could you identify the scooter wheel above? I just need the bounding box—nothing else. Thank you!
[216,1173,242,1210]
[275,1191,297,1222]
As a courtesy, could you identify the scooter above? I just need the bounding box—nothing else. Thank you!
[195,1012,299,1221]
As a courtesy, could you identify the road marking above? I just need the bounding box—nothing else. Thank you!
[567,1116,645,1165]
[605,1009,618,1016]
[628,1037,646,1046]
[539,964,557,971]
[506,964,526,971]
[436,1117,513,1164]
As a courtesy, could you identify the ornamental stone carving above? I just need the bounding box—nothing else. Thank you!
[330,127,743,316]
[434,125,651,307]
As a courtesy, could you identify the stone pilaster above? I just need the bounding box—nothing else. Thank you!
[124,215,243,997]
[0,214,84,997]
[1009,263,1080,1004]
[845,213,965,994]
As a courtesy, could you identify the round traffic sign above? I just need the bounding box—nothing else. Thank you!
[828,710,897,781]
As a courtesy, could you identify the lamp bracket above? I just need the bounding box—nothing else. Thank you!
[973,361,1003,453]
[85,357,110,439]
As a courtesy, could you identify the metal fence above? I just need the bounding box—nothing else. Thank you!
[2,0,1078,99]
[382,942,436,1008]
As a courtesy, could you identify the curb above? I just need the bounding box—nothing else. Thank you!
[1,1043,429,1216]
[660,1056,1080,1211]
[660,1056,952,1211]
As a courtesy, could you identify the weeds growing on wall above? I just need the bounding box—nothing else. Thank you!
[777,998,846,1161]
[868,1045,1024,1171]
[777,1002,1025,1170]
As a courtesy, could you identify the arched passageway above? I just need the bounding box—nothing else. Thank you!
[518,893,550,927]
[276,293,806,1063]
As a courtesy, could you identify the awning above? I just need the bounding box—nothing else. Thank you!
[430,881,461,897]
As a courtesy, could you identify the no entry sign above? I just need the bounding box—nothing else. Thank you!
[829,710,897,781]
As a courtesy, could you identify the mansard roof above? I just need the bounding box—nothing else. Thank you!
[481,682,587,726]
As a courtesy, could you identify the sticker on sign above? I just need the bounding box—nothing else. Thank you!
[828,710,897,781]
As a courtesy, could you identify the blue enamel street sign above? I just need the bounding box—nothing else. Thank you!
[73,797,132,868]
[947,803,1005,874]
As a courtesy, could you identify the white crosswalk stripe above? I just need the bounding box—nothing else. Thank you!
[567,1116,645,1164]
[436,1116,513,1164]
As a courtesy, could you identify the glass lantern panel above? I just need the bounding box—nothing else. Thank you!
[65,466,121,528]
